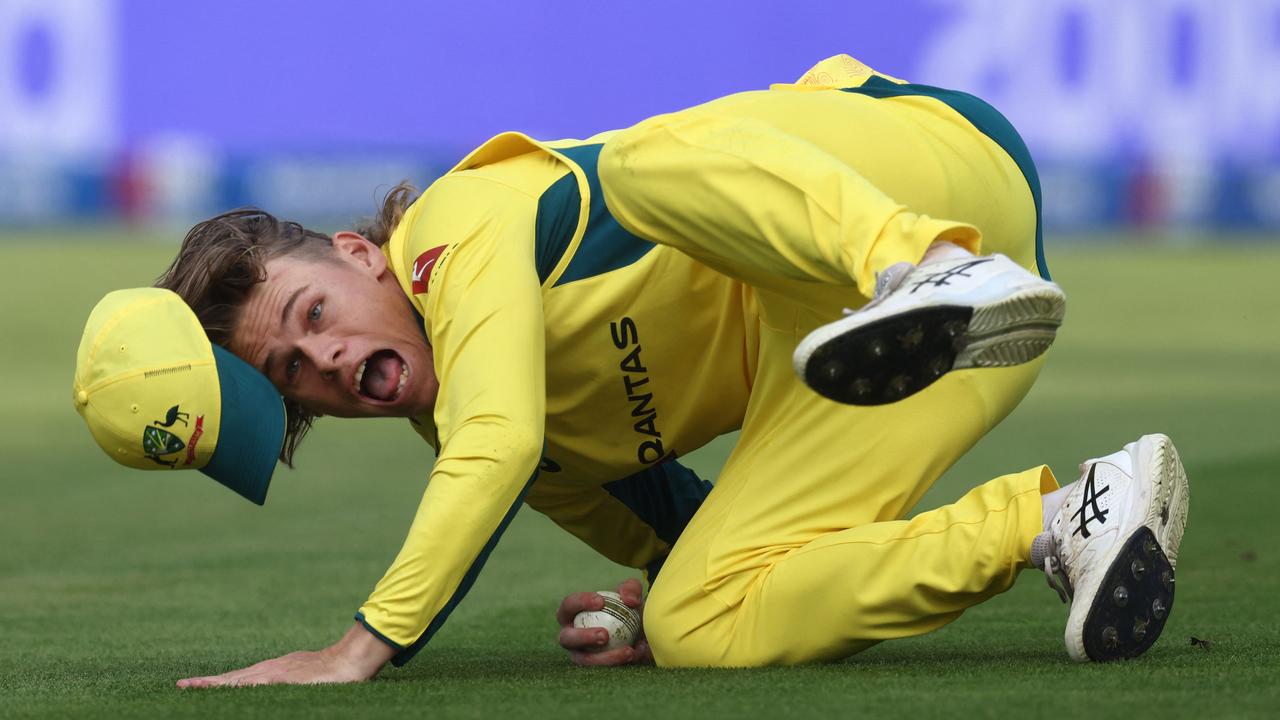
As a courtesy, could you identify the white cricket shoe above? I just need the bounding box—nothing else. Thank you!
[792,252,1065,405]
[1033,434,1191,661]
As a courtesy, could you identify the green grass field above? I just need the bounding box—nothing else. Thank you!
[2,235,1277,718]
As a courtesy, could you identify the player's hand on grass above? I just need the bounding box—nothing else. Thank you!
[176,622,395,688]
[556,577,653,666]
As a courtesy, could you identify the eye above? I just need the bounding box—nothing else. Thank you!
[308,301,323,324]
[286,356,302,380]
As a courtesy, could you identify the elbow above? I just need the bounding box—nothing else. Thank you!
[504,427,544,477]
[446,413,544,478]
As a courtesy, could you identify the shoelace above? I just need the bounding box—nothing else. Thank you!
[1036,461,1099,605]
[1043,554,1073,604]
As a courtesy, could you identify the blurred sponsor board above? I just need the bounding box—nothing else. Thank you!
[2,152,1278,233]
[3,0,1280,232]
[0,151,439,229]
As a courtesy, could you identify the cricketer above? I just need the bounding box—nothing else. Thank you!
[73,55,1189,685]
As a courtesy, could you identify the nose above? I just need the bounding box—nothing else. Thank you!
[298,333,346,379]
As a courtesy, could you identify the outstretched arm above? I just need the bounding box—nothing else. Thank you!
[178,175,547,687]
[356,174,548,666]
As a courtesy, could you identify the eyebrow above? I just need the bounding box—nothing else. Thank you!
[262,284,309,380]
[281,284,309,329]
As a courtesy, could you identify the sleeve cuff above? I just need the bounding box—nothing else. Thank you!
[354,611,404,652]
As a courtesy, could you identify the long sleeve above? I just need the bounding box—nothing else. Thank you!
[357,174,546,665]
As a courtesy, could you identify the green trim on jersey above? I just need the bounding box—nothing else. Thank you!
[602,459,714,547]
[841,76,1051,281]
[534,171,579,284]
[534,143,656,287]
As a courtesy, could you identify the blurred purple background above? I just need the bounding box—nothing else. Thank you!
[2,0,1278,232]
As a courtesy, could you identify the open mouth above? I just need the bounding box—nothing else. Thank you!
[353,349,409,403]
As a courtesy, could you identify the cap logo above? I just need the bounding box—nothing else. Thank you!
[155,404,190,428]
[142,426,186,468]
[410,245,447,295]
[141,404,197,468]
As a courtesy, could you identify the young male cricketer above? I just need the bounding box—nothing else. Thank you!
[75,55,1190,685]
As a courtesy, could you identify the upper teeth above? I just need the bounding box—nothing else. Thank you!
[353,360,367,395]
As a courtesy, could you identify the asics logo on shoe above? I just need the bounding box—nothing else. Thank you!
[1071,465,1111,539]
[909,258,995,294]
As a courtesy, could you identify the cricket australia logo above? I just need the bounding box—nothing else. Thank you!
[141,404,203,468]
[1071,465,1111,538]
[909,258,994,294]
[410,245,448,295]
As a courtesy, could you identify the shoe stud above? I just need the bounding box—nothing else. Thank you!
[927,356,949,378]
[1112,585,1129,608]
[1132,616,1149,642]
[889,375,910,396]
[1160,570,1173,591]
[821,360,844,381]
[899,326,924,349]
[1152,598,1168,620]
[1102,626,1119,651]
[869,339,887,358]
[1131,559,1147,580]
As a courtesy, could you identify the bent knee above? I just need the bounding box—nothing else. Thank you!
[643,583,776,668]
[642,581,724,667]
[597,110,745,199]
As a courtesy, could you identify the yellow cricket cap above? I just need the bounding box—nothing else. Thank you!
[72,288,286,505]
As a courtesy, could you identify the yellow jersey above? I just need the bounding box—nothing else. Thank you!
[355,56,1046,665]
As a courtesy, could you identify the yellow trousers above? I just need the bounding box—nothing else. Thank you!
[597,68,1058,666]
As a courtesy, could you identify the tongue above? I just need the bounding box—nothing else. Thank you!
[361,352,404,401]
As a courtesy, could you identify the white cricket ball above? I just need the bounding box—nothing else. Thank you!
[573,590,641,652]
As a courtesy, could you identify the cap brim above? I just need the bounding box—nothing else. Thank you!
[200,344,286,505]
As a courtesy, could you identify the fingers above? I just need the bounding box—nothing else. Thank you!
[177,671,256,689]
[570,645,638,667]
[555,582,647,668]
[559,625,612,651]
[555,591,605,627]
[176,651,338,689]
[615,578,644,608]
[177,664,256,689]
[177,668,258,689]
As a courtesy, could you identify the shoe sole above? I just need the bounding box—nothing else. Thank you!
[1073,435,1190,661]
[795,286,1065,405]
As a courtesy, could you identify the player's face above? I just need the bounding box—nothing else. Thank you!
[229,231,439,419]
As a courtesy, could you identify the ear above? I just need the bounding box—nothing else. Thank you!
[331,231,388,278]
